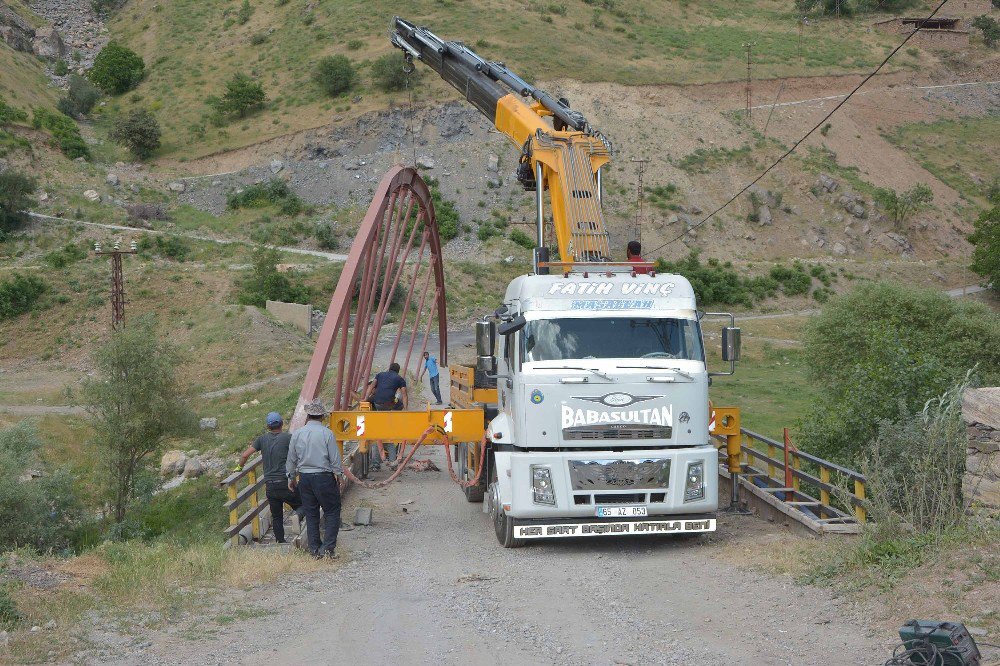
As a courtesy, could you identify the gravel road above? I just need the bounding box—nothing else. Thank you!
[112,446,888,666]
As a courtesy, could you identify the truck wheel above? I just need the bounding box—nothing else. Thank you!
[490,482,524,548]
[460,443,485,503]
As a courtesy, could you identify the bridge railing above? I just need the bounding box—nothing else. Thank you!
[220,455,267,546]
[719,428,870,530]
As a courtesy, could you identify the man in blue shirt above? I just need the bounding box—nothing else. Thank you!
[364,363,408,471]
[421,351,443,404]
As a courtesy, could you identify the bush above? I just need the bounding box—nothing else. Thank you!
[371,53,417,92]
[236,0,253,24]
[862,378,968,534]
[800,282,1000,463]
[58,74,101,117]
[509,229,535,250]
[969,192,999,292]
[315,55,357,97]
[137,234,190,261]
[973,15,1000,47]
[769,264,812,296]
[313,220,338,250]
[0,273,46,320]
[0,421,85,554]
[425,179,459,242]
[210,72,266,118]
[227,179,308,215]
[109,108,161,159]
[0,584,21,628]
[237,247,312,306]
[44,242,88,268]
[0,170,36,238]
[347,39,364,50]
[0,95,28,127]
[32,107,89,159]
[655,251,778,307]
[89,41,145,94]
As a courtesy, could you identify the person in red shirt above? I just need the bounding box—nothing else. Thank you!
[627,240,649,274]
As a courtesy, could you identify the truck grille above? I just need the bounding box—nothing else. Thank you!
[594,493,645,504]
[563,424,672,441]
[568,458,671,491]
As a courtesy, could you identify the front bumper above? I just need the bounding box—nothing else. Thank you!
[514,514,716,540]
[495,446,718,519]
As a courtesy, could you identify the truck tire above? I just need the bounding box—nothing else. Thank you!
[460,443,485,503]
[489,478,524,548]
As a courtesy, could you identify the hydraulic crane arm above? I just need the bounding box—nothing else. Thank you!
[391,17,613,266]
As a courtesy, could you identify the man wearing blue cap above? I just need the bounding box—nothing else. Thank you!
[237,411,302,544]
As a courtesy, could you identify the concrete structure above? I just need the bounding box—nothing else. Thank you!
[265,300,313,335]
[962,387,1000,516]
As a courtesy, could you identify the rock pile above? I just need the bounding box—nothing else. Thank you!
[963,387,1000,516]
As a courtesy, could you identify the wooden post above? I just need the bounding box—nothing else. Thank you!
[248,469,260,540]
[854,479,867,524]
[819,466,831,520]
[227,483,239,547]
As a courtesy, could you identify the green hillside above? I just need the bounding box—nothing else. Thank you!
[109,0,895,159]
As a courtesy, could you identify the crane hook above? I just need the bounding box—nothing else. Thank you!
[403,53,415,75]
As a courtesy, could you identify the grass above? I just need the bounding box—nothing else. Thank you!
[0,47,58,112]
[883,115,1000,206]
[105,0,896,160]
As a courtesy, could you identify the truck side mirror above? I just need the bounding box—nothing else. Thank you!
[476,319,496,372]
[497,314,526,336]
[722,327,741,362]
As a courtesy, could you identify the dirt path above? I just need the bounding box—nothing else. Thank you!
[110,445,889,666]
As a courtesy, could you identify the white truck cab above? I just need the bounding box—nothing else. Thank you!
[478,269,740,547]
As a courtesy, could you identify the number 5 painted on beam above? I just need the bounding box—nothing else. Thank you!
[356,415,366,437]
[443,411,453,433]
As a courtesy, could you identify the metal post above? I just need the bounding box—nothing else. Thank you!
[595,167,602,206]
[227,483,239,547]
[854,479,867,523]
[248,469,260,541]
[727,432,741,506]
[630,157,650,245]
[744,42,753,120]
[534,161,545,274]
[94,240,137,330]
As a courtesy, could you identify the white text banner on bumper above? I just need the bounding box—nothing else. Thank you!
[515,518,715,539]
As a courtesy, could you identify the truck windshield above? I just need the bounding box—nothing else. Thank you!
[521,317,703,362]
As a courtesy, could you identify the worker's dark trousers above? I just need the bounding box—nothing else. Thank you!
[298,472,341,555]
[429,375,442,403]
[265,481,302,544]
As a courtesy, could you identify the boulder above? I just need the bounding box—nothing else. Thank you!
[0,6,34,53]
[758,205,773,226]
[83,190,100,202]
[486,153,499,172]
[160,450,187,477]
[876,232,913,255]
[832,241,848,255]
[167,181,186,193]
[199,417,218,430]
[416,155,435,169]
[32,26,67,60]
[269,159,284,173]
[183,458,205,479]
[106,173,119,186]
[817,173,839,193]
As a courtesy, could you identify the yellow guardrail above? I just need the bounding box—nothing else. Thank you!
[220,455,267,545]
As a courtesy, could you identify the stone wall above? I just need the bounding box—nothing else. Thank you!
[963,387,1000,515]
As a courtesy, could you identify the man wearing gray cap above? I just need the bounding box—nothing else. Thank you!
[287,401,343,559]
[236,411,302,544]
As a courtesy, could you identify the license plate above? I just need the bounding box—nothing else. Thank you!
[596,505,647,518]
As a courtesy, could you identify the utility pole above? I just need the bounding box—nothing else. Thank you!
[743,42,754,120]
[94,239,137,330]
[630,157,650,245]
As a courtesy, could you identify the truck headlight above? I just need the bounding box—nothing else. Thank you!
[531,465,556,505]
[684,461,705,502]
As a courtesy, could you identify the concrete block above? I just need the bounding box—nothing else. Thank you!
[266,300,312,335]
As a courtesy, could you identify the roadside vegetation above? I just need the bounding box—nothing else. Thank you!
[969,191,1000,292]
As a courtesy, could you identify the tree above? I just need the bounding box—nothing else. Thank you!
[237,247,311,306]
[371,53,418,92]
[874,183,933,229]
[211,72,266,118]
[972,15,1000,47]
[314,55,357,96]
[81,317,194,523]
[89,41,145,95]
[109,108,162,159]
[800,282,1000,463]
[969,192,1000,292]
[57,74,101,117]
[0,171,37,239]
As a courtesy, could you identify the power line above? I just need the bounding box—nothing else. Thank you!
[645,0,951,258]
